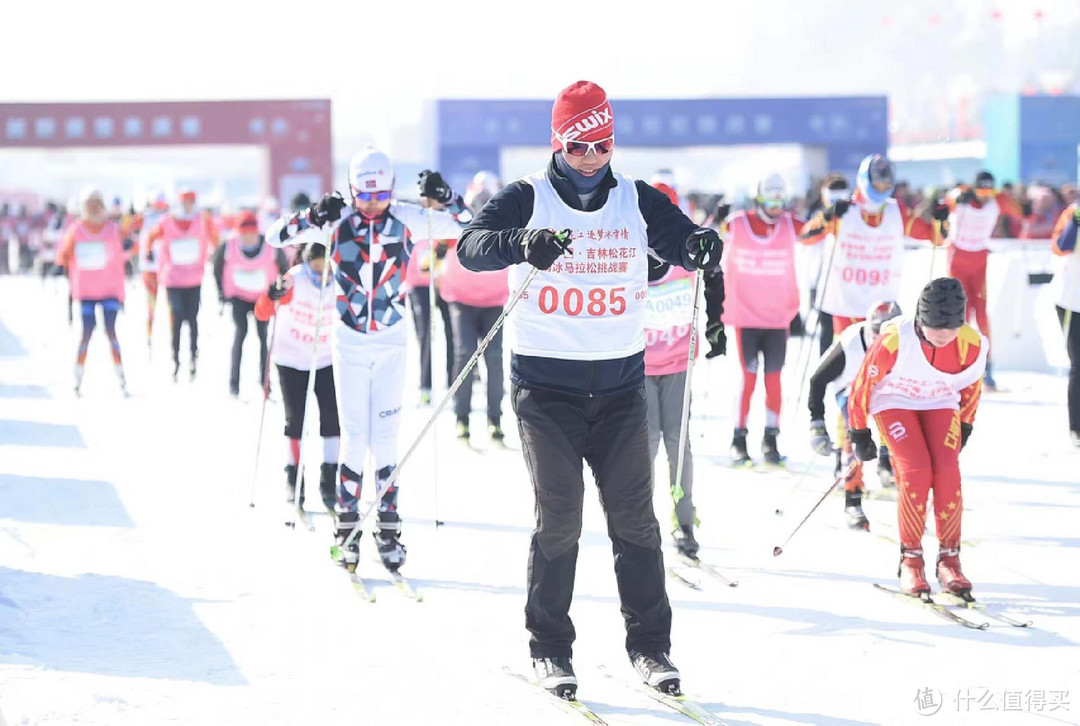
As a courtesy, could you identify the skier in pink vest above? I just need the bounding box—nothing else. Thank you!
[56,188,133,395]
[440,172,511,442]
[145,188,218,380]
[213,210,288,397]
[720,174,804,467]
[644,179,726,558]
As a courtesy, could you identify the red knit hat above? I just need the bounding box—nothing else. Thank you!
[236,210,259,230]
[551,81,614,151]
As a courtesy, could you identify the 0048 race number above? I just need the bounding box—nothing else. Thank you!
[525,286,628,317]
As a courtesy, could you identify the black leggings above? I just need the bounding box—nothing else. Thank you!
[230,299,269,392]
[278,364,340,439]
[167,286,201,363]
[409,286,454,390]
[1057,306,1080,434]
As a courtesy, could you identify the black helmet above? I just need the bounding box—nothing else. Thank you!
[303,242,327,262]
[291,192,312,212]
[974,170,995,190]
[866,301,902,335]
[917,278,967,329]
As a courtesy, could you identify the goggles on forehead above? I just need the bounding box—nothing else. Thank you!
[758,196,784,210]
[554,131,615,157]
[352,188,392,202]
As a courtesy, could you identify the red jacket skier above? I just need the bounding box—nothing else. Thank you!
[847,277,986,597]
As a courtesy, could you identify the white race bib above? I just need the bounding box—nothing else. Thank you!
[232,268,267,293]
[74,241,107,271]
[171,237,200,266]
[645,276,692,331]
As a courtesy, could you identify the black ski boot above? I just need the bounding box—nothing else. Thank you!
[172,358,180,382]
[532,657,577,699]
[319,462,338,512]
[761,427,785,467]
[374,511,406,572]
[189,355,197,381]
[630,651,681,695]
[455,417,470,442]
[844,489,869,530]
[877,445,896,488]
[333,511,360,571]
[730,428,752,467]
[673,524,700,559]
[488,418,505,444]
[284,464,305,507]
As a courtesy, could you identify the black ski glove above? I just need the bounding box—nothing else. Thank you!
[823,199,851,222]
[308,192,347,228]
[849,428,878,461]
[958,188,977,205]
[686,228,722,271]
[810,420,833,456]
[960,422,973,450]
[145,248,155,264]
[932,200,950,222]
[267,278,289,301]
[434,240,449,260]
[713,202,731,224]
[1021,200,1033,217]
[520,228,571,270]
[418,170,453,204]
[705,320,726,358]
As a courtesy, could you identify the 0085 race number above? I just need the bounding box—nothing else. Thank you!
[525,286,628,317]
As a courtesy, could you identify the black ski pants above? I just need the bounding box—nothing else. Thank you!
[512,383,672,659]
[166,285,201,364]
[1058,306,1080,434]
[409,286,453,391]
[229,299,269,393]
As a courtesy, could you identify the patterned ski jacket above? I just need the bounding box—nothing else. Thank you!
[267,197,468,335]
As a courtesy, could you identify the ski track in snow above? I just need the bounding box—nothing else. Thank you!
[0,276,1078,726]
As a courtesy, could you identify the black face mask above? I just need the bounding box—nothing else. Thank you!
[554,152,609,196]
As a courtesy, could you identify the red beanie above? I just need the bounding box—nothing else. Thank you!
[551,81,614,151]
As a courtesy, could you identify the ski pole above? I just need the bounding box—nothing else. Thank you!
[427,208,441,528]
[929,219,942,280]
[248,311,278,508]
[288,237,333,528]
[772,446,828,517]
[772,472,843,557]
[789,224,842,421]
[337,237,564,551]
[672,271,703,505]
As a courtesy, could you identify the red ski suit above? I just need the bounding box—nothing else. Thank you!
[849,322,983,550]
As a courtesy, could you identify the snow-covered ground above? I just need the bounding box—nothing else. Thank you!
[1,274,1078,726]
